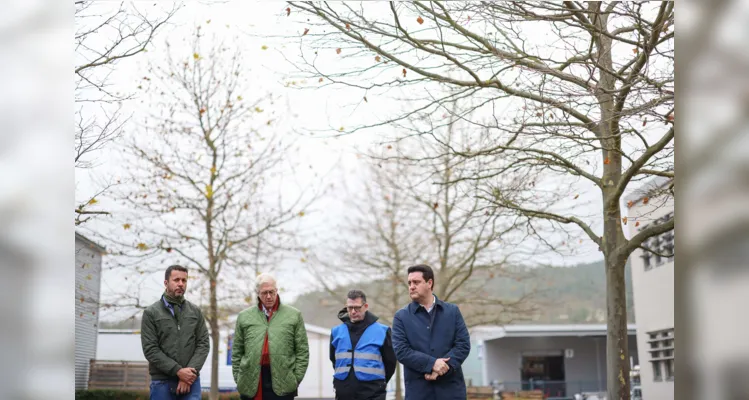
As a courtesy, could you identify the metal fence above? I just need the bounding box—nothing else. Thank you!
[493,380,604,399]
[88,360,150,390]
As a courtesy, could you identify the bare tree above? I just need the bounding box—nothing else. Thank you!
[401,118,541,327]
[75,1,179,225]
[99,28,316,400]
[305,155,424,400]
[307,114,540,398]
[287,2,674,399]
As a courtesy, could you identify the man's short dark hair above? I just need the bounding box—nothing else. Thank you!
[347,289,367,304]
[407,264,435,290]
[165,264,188,281]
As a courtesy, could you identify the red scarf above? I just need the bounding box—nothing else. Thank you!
[255,296,280,400]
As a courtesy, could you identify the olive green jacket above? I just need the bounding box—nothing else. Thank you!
[140,297,210,380]
[231,303,309,397]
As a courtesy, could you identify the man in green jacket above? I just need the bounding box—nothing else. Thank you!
[141,265,210,400]
[232,273,309,400]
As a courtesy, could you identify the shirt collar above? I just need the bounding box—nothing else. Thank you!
[421,295,437,312]
[161,295,182,317]
[411,294,440,314]
[257,295,281,315]
[162,295,182,309]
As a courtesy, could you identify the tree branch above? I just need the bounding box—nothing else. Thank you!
[625,216,674,256]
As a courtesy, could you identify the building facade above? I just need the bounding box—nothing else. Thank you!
[626,179,674,400]
[479,324,638,398]
[75,232,106,390]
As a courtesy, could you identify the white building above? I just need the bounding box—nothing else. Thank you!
[626,178,674,400]
[97,320,334,399]
[75,232,106,390]
[477,324,638,398]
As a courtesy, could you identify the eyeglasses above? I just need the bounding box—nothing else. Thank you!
[259,290,277,297]
[346,305,365,312]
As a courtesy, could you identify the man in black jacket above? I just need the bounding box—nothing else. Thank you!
[330,290,397,400]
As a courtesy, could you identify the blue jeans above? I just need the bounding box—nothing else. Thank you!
[150,378,202,400]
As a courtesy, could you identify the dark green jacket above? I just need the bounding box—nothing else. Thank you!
[141,296,210,380]
[231,303,309,397]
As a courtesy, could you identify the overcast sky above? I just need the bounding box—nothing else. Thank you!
[74,1,624,320]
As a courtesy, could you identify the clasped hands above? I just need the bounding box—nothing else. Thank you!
[176,367,199,394]
[424,357,450,381]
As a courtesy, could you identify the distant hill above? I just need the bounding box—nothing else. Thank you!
[291,260,635,329]
[100,260,634,330]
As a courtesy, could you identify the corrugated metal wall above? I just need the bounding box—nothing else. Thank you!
[75,237,102,390]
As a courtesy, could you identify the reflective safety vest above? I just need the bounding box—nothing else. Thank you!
[331,322,388,381]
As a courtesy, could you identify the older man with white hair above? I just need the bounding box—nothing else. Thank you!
[231,273,309,400]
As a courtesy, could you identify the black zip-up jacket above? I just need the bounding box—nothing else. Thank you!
[329,309,397,400]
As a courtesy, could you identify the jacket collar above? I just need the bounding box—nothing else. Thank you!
[161,294,184,310]
[257,295,281,313]
[338,307,380,327]
[409,294,442,314]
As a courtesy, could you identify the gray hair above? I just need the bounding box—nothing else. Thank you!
[255,273,277,293]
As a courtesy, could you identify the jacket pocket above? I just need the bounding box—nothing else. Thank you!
[155,316,176,331]
[155,317,177,354]
[182,315,199,332]
[277,353,297,389]
[182,316,199,344]
[235,367,245,387]
[239,352,254,372]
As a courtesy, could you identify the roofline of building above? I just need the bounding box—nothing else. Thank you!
[76,231,107,253]
[304,324,331,336]
[623,175,674,204]
[481,324,637,341]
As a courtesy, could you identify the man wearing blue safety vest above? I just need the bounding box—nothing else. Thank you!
[330,290,397,400]
[392,264,471,400]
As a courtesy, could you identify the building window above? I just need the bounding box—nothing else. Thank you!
[661,231,675,263]
[639,212,674,271]
[641,251,652,269]
[652,360,663,381]
[664,358,674,381]
[648,328,674,382]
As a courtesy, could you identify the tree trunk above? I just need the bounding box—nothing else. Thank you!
[601,139,631,400]
[593,3,631,397]
[602,191,629,400]
[605,250,629,400]
[209,276,220,400]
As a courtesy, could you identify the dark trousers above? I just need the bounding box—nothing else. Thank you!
[240,365,295,400]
